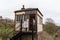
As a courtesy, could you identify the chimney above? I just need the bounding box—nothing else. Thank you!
[21,5,25,10]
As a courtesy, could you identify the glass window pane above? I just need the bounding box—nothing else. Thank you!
[24,15,29,28]
[16,15,23,22]
[24,15,28,21]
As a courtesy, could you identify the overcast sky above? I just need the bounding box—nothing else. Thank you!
[0,0,60,26]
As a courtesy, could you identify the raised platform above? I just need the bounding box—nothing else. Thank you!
[10,31,36,40]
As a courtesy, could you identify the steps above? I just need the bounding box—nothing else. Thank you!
[10,32,22,40]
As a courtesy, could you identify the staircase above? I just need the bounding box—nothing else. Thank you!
[10,20,36,40]
[10,32,22,40]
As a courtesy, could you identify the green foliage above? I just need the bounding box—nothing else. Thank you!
[58,26,60,29]
[43,18,58,35]
[0,20,14,40]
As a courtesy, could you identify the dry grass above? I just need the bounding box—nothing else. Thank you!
[42,31,54,40]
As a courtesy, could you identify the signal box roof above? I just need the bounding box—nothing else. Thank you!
[14,8,43,16]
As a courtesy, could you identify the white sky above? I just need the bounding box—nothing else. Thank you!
[0,0,60,26]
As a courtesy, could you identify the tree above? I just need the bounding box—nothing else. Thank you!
[43,18,58,35]
[0,19,14,40]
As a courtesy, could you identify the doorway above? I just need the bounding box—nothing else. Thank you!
[29,14,36,31]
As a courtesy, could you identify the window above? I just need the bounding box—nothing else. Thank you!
[19,15,22,22]
[39,17,42,24]
[37,16,42,24]
[23,15,29,28]
[24,15,28,21]
[16,15,23,22]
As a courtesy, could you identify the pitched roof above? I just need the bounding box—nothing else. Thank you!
[14,8,43,16]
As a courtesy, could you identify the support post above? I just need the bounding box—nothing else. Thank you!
[32,19,34,40]
[20,19,22,40]
[20,19,22,32]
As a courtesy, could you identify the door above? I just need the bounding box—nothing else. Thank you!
[29,14,35,31]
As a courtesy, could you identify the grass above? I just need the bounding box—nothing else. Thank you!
[42,31,54,40]
[0,28,14,40]
[0,37,2,40]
